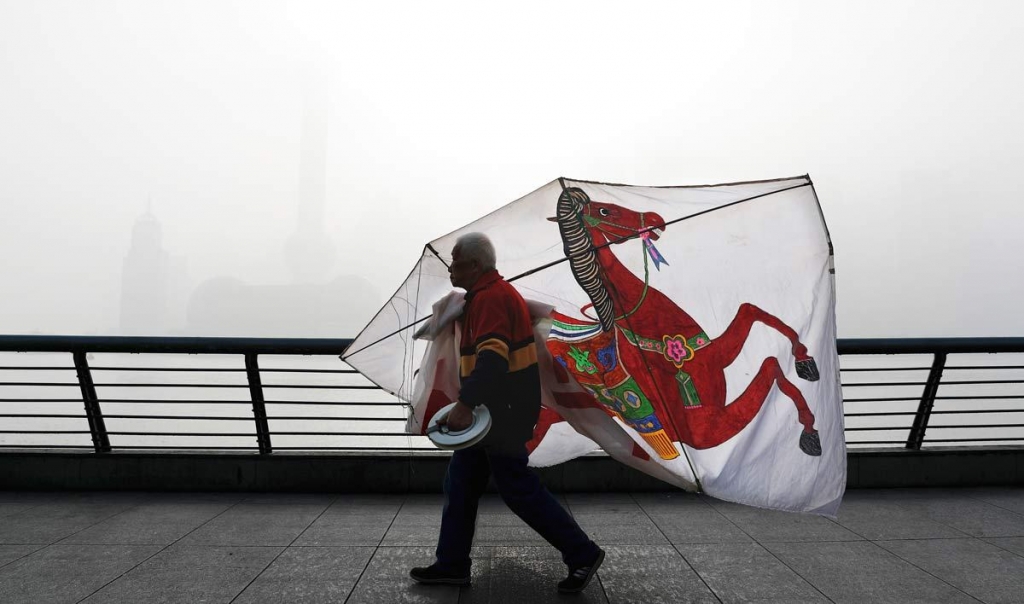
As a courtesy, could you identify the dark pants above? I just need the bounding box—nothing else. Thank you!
[435,445,600,574]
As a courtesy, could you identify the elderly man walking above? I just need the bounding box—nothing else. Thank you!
[410,232,605,594]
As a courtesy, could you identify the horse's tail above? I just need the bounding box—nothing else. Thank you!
[556,187,615,332]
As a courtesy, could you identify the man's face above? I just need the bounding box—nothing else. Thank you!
[449,244,481,290]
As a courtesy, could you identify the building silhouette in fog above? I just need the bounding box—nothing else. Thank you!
[119,209,189,335]
[119,210,169,334]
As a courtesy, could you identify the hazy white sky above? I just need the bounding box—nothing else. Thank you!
[1,0,1022,338]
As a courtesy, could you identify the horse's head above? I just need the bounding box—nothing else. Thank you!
[550,188,665,246]
[551,187,668,332]
[582,200,666,245]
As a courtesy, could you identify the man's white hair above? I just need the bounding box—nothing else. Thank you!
[455,232,496,271]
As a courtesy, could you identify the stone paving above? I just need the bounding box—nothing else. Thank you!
[1,487,1023,603]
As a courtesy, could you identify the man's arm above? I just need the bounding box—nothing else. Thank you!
[442,292,512,430]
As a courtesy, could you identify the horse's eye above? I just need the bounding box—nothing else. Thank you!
[598,208,610,217]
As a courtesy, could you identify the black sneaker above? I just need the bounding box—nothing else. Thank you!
[557,548,605,594]
[410,564,471,586]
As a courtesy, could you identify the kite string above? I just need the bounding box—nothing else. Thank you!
[408,253,426,458]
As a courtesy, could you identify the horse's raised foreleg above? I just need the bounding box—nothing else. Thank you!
[696,356,820,455]
[713,303,819,381]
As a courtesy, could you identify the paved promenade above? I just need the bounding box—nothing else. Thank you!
[1,487,1023,603]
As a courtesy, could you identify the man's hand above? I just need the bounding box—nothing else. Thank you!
[440,401,474,432]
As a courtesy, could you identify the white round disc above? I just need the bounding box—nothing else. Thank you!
[426,402,492,450]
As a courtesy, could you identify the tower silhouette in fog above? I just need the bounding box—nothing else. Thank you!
[184,74,379,337]
[119,209,168,334]
[119,207,188,335]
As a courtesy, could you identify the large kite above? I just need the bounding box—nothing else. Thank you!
[343,176,846,517]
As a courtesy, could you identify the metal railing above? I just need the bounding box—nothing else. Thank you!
[1,335,1022,453]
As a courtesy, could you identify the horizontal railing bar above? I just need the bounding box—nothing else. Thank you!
[0,399,254,404]
[845,412,917,417]
[944,365,1024,371]
[840,365,1024,372]
[262,444,434,450]
[256,431,416,436]
[0,445,261,450]
[4,382,1003,393]
[840,396,1022,403]
[838,338,1024,355]
[0,335,354,355]
[7,409,1006,421]
[264,417,403,421]
[0,414,88,418]
[0,399,84,403]
[0,398,407,406]
[844,427,911,431]
[89,367,362,374]
[839,409,1024,419]
[842,397,922,402]
[842,382,928,387]
[5,335,1023,355]
[1,431,420,437]
[0,445,437,451]
[932,408,1024,414]
[0,384,379,391]
[3,364,1014,374]
[935,395,1024,400]
[95,431,415,437]
[0,366,74,371]
[839,442,905,448]
[845,425,1024,431]
[87,384,379,389]
[91,367,245,373]
[260,368,360,374]
[840,367,930,372]
[22,395,1008,407]
[923,438,1024,442]
[108,432,256,437]
[7,439,1012,449]
[926,424,1024,429]
[0,445,97,449]
[0,382,79,387]
[0,430,91,434]
[96,399,402,406]
[843,380,1024,387]
[0,414,406,421]
[262,403,401,407]
[937,380,1024,385]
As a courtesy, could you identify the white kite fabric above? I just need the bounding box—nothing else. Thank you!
[344,176,846,517]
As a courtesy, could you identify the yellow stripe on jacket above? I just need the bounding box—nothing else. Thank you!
[476,338,509,359]
[461,340,537,377]
[508,343,538,372]
[460,338,507,377]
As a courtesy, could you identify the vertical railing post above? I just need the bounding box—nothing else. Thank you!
[245,353,273,454]
[72,352,111,453]
[906,352,947,450]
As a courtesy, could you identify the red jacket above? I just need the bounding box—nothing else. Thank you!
[458,270,541,450]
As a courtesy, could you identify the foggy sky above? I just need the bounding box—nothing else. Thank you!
[1,0,1022,338]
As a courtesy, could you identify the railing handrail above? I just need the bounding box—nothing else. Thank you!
[837,338,1024,355]
[0,335,354,355]
[3,335,1024,356]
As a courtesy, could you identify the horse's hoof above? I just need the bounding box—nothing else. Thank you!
[796,358,820,382]
[799,430,822,456]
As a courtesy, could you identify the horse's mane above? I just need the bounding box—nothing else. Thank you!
[556,187,615,332]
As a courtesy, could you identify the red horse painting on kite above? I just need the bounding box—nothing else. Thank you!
[544,187,822,460]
